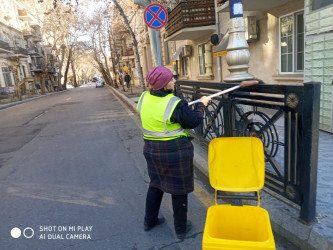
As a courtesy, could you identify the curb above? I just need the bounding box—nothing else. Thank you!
[109,85,333,250]
[107,85,138,111]
[0,91,65,110]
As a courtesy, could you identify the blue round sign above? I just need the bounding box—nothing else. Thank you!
[144,3,168,30]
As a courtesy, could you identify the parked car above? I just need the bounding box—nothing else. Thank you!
[96,80,104,88]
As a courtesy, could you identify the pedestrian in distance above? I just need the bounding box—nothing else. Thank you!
[136,66,211,240]
[124,71,131,90]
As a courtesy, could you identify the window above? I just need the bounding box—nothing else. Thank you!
[198,44,206,75]
[280,12,304,73]
[180,56,188,76]
[2,67,12,86]
[312,0,333,11]
[22,65,26,78]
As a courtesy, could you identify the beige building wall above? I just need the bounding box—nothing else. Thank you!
[218,0,304,84]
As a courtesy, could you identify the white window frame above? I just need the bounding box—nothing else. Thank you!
[2,67,12,86]
[279,10,304,74]
[198,43,206,76]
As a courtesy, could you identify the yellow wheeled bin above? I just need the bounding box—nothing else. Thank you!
[202,137,276,250]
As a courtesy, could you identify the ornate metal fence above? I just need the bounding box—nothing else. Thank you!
[175,80,320,224]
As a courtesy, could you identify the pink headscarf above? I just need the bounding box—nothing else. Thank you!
[146,66,173,90]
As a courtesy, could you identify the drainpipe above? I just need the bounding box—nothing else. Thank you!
[214,0,222,82]
[134,0,162,66]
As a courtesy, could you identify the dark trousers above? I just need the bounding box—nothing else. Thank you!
[144,186,188,234]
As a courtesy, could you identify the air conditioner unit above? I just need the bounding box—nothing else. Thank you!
[182,45,192,57]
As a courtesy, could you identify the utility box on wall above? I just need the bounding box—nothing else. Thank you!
[182,45,192,57]
[245,16,258,42]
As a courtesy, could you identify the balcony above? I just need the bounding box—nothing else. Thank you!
[0,40,12,54]
[165,0,216,41]
[27,47,42,57]
[121,48,135,61]
[47,66,57,74]
[123,48,134,56]
[30,64,43,72]
[5,47,28,59]
[18,9,33,21]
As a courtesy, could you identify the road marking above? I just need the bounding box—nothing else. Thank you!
[108,86,215,208]
[193,181,215,208]
[66,97,72,101]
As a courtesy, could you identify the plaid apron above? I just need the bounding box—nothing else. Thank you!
[143,136,194,195]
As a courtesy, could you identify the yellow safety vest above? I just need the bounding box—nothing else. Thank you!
[137,91,188,140]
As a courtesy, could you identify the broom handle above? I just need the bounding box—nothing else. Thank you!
[187,80,259,106]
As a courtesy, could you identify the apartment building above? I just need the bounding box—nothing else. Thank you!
[124,0,332,133]
[0,0,57,101]
[214,0,333,132]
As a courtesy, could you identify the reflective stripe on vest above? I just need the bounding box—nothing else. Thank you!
[137,91,186,138]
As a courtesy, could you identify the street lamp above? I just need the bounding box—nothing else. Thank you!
[224,0,254,81]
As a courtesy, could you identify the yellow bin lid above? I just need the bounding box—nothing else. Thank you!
[208,137,265,192]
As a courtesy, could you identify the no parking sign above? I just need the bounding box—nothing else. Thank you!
[144,3,168,30]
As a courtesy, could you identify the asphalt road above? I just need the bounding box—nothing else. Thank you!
[0,86,210,250]
[0,85,297,250]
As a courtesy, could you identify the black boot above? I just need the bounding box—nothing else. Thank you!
[176,221,192,240]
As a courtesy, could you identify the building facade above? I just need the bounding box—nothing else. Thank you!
[0,0,57,102]
[304,0,333,132]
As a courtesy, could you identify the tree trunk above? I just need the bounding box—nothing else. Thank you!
[71,60,77,87]
[57,44,66,90]
[63,47,73,90]
[113,0,145,91]
[107,28,118,87]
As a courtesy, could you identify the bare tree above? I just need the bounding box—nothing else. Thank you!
[112,0,145,91]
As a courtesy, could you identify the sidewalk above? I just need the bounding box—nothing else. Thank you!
[110,84,333,250]
[0,91,61,110]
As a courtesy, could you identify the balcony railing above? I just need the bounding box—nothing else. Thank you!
[9,47,28,55]
[27,47,40,55]
[123,48,134,56]
[30,64,43,72]
[165,0,215,38]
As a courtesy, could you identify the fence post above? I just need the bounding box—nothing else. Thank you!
[222,94,234,137]
[299,81,320,224]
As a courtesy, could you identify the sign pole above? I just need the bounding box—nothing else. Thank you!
[154,30,162,66]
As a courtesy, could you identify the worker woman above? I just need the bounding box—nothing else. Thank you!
[137,66,211,240]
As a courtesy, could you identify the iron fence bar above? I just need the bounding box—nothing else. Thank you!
[299,82,320,224]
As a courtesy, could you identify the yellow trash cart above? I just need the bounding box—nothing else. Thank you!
[202,137,276,250]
